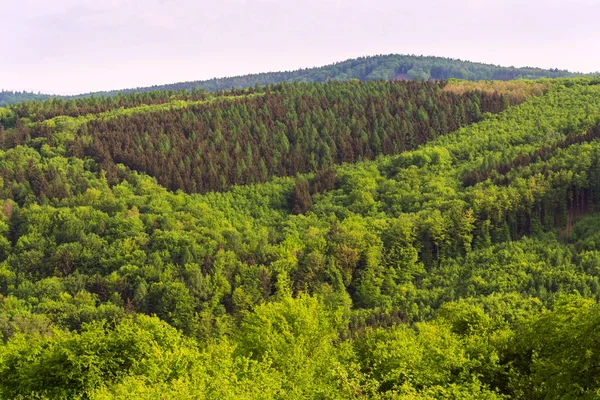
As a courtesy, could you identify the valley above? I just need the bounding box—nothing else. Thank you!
[1,75,600,398]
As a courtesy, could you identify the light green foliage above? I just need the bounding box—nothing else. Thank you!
[0,315,200,398]
[1,79,600,398]
[511,295,600,399]
[235,294,361,398]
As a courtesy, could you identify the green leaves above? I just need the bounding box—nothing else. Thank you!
[0,315,199,399]
[512,295,600,399]
[3,78,600,399]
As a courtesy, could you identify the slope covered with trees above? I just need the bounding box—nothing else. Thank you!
[1,78,600,398]
[0,90,50,107]
[3,80,545,194]
[77,54,590,97]
[73,80,511,192]
[2,54,594,106]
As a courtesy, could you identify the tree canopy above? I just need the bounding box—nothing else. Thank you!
[1,78,600,398]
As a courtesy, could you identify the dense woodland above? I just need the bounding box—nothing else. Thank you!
[1,78,600,398]
[2,54,594,106]
[75,81,510,192]
[76,54,590,97]
[0,91,50,107]
[3,80,544,194]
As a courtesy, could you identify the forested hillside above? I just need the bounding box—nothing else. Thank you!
[1,78,600,398]
[1,80,546,194]
[2,54,593,105]
[78,54,588,97]
[0,90,50,107]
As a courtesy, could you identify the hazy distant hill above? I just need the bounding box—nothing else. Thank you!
[0,90,51,106]
[2,54,594,104]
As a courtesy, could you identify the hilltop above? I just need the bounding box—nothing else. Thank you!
[1,54,593,105]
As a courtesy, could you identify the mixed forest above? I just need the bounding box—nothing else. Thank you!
[1,76,600,399]
[2,53,595,105]
[0,91,49,107]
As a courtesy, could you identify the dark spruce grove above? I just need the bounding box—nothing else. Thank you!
[1,62,600,398]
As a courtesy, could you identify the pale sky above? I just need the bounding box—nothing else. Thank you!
[3,0,599,95]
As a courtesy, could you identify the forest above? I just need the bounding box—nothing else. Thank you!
[1,77,600,398]
[2,53,594,106]
[0,91,50,107]
[72,54,591,97]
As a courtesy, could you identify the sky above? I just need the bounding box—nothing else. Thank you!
[2,0,599,95]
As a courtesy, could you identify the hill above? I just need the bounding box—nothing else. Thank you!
[2,80,545,194]
[0,90,51,107]
[2,78,600,398]
[2,54,594,105]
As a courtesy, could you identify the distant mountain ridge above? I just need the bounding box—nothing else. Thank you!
[0,91,49,107]
[2,54,596,105]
